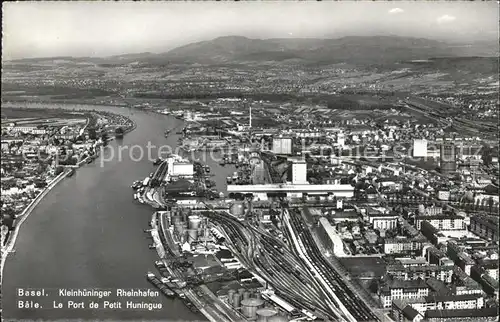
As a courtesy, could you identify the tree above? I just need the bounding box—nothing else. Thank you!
[115,127,124,137]
[36,163,46,175]
[35,180,47,189]
[54,166,64,175]
[487,197,494,213]
[481,144,493,166]
[101,132,109,146]
[88,128,97,140]
[474,199,481,211]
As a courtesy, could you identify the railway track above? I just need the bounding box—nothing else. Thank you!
[288,209,379,322]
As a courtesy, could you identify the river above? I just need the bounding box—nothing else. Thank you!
[2,103,236,321]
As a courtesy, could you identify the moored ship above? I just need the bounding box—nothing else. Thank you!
[146,272,176,298]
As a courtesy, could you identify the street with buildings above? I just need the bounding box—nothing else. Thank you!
[127,91,498,322]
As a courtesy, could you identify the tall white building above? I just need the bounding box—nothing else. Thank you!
[292,161,307,184]
[337,133,345,148]
[167,156,194,178]
[413,139,428,157]
[172,162,194,177]
[272,137,292,155]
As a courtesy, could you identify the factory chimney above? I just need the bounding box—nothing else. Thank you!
[249,103,252,129]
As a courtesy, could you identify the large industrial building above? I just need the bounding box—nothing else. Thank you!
[227,183,355,200]
[167,155,194,179]
[440,143,457,175]
[252,159,267,184]
[413,139,428,158]
[317,217,347,257]
[291,161,307,184]
[272,137,293,155]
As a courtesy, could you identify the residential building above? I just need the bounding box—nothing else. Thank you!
[425,246,448,265]
[470,215,498,242]
[384,236,426,255]
[452,267,483,296]
[392,300,424,322]
[387,263,454,283]
[379,278,429,308]
[424,307,498,322]
[366,209,399,230]
[415,214,465,230]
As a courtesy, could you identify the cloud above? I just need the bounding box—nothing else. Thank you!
[388,8,404,14]
[437,14,456,24]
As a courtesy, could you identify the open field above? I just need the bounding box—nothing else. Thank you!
[1,107,90,120]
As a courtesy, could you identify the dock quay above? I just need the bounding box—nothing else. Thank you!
[150,211,240,322]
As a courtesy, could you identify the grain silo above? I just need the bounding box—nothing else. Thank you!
[174,221,184,235]
[172,215,182,226]
[233,293,241,309]
[256,308,278,322]
[187,229,198,243]
[268,314,289,322]
[241,298,264,320]
[188,215,202,230]
[227,289,236,305]
[230,201,245,217]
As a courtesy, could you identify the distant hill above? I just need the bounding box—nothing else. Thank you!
[405,56,499,75]
[5,35,498,66]
[154,35,498,65]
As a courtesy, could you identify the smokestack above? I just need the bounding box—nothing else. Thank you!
[249,103,252,129]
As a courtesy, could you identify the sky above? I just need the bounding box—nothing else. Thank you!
[2,1,498,60]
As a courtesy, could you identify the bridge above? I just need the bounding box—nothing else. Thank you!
[227,184,354,198]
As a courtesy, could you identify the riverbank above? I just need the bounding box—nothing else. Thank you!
[1,103,138,281]
[0,169,70,283]
[2,102,204,321]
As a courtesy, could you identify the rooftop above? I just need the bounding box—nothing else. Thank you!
[425,307,499,319]
[424,293,482,303]
[381,277,428,293]
[402,305,422,320]
[339,256,386,277]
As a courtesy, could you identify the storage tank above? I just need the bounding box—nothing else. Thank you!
[243,291,250,300]
[230,201,245,217]
[174,222,183,235]
[179,232,186,244]
[241,298,264,320]
[182,212,188,223]
[187,229,198,243]
[256,308,278,322]
[254,291,262,300]
[268,315,288,322]
[227,289,236,305]
[188,215,202,230]
[233,293,241,309]
[238,288,245,296]
[165,214,172,227]
[172,215,182,225]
